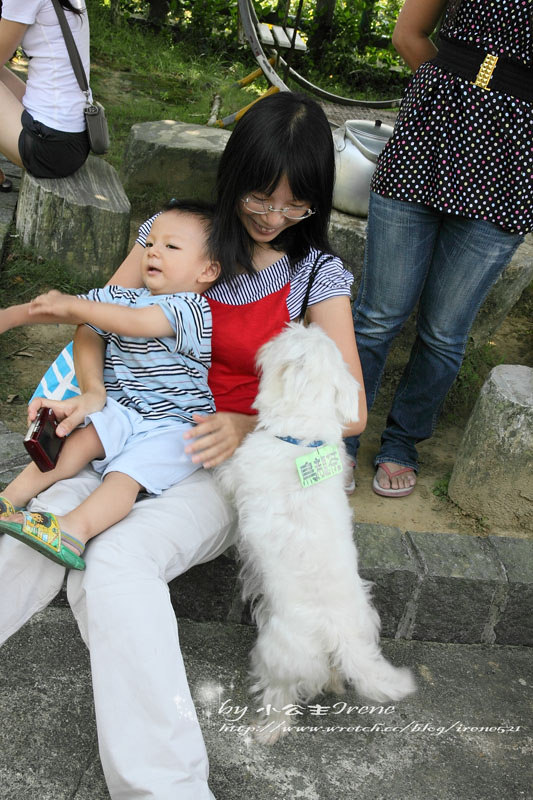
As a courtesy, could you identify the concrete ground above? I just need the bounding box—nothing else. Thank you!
[0,608,531,800]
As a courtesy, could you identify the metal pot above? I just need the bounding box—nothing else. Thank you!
[332,119,394,218]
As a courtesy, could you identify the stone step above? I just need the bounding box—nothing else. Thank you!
[0,422,531,646]
[171,524,533,647]
[0,420,30,485]
[0,609,530,799]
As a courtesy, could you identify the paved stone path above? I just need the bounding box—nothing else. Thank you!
[0,609,531,800]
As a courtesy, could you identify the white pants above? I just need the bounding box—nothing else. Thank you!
[0,466,236,800]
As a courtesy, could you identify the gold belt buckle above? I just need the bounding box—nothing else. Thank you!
[472,53,498,91]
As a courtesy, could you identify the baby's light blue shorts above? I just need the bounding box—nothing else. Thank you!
[86,397,199,495]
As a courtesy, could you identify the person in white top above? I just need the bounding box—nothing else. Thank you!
[0,0,90,190]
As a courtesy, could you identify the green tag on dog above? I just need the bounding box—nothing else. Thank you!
[295,445,343,488]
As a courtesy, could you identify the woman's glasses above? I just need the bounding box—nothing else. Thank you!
[241,196,315,221]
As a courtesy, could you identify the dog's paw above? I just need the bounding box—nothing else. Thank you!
[253,717,291,745]
[356,664,417,703]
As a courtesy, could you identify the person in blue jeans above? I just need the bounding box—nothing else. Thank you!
[345,0,530,497]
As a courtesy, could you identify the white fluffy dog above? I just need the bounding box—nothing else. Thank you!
[216,323,415,743]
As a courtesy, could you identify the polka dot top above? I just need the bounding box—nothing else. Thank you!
[372,0,533,235]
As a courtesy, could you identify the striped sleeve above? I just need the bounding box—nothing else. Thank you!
[156,294,212,368]
[77,286,142,338]
[136,213,162,247]
[287,251,354,320]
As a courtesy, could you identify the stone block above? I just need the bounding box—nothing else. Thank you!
[354,522,419,638]
[406,531,506,643]
[0,155,22,262]
[470,234,533,347]
[15,155,131,282]
[328,209,367,292]
[168,548,239,622]
[0,421,28,487]
[121,120,231,203]
[448,365,533,531]
[489,536,533,646]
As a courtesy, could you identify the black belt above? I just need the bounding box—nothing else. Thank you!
[431,36,533,103]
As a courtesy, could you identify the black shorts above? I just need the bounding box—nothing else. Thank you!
[18,110,90,179]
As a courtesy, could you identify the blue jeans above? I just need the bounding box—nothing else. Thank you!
[345,192,523,470]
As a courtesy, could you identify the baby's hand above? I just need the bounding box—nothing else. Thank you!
[29,290,73,319]
[28,389,106,437]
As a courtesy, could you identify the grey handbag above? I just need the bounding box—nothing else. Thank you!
[51,0,110,155]
[332,120,394,218]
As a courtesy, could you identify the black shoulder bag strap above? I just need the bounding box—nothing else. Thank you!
[298,251,328,323]
[50,0,90,98]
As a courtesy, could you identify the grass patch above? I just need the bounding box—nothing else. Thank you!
[1,240,97,304]
[86,0,266,171]
[432,472,451,499]
[443,343,503,423]
[86,0,405,177]
[0,240,95,404]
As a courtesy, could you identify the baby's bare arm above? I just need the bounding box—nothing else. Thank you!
[28,291,174,338]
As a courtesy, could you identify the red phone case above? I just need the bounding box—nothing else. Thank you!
[23,407,65,472]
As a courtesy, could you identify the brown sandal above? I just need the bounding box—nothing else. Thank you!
[372,463,416,498]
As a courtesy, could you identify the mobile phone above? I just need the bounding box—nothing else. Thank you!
[23,407,65,472]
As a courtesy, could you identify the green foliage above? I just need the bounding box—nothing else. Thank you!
[444,344,503,422]
[432,472,451,499]
[0,241,98,407]
[90,0,409,88]
[301,0,409,90]
[95,0,242,53]
[86,0,262,171]
[1,241,96,304]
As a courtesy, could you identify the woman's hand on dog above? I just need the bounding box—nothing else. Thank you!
[184,412,257,467]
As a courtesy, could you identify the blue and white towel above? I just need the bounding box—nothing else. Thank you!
[30,341,81,402]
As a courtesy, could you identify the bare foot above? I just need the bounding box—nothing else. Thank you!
[376,463,417,491]
[4,512,25,525]
[373,462,417,497]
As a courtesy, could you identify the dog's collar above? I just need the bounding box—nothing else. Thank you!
[276,436,325,447]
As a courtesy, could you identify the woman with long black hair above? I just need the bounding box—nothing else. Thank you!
[0,0,90,190]
[0,91,367,799]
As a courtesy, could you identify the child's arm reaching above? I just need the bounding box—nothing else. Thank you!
[1,290,175,339]
[0,302,45,334]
